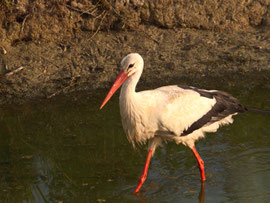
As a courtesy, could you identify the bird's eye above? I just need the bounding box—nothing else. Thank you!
[128,63,135,69]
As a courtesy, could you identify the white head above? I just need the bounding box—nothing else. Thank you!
[100,53,144,109]
[120,53,144,77]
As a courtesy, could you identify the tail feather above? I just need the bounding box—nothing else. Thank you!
[247,107,270,115]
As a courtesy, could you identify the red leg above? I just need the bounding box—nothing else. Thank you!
[191,146,206,181]
[134,149,153,193]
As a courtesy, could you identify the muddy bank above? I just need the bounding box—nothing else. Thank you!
[0,1,270,104]
[1,27,270,104]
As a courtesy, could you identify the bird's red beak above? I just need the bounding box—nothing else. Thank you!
[100,71,129,109]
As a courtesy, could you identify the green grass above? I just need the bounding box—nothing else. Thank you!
[0,0,13,8]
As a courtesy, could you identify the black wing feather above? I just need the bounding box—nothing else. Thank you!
[178,85,247,136]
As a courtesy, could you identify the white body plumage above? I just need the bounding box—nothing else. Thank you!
[120,82,235,151]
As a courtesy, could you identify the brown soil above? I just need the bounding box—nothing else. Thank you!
[0,0,270,104]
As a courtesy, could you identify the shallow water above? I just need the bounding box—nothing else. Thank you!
[0,84,269,202]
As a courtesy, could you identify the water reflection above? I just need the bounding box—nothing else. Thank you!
[199,182,205,203]
[135,181,205,203]
[0,85,269,202]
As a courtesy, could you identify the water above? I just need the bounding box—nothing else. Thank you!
[0,84,269,202]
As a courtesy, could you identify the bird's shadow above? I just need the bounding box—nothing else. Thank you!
[134,182,206,203]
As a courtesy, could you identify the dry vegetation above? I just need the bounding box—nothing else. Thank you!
[0,0,269,43]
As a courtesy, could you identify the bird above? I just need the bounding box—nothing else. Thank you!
[100,53,247,193]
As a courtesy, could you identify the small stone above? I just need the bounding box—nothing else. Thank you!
[21,155,33,159]
[1,46,7,55]
[71,1,77,7]
[77,3,84,9]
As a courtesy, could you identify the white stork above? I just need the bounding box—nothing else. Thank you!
[100,53,247,193]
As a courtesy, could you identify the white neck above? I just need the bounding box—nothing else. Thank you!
[120,69,142,100]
